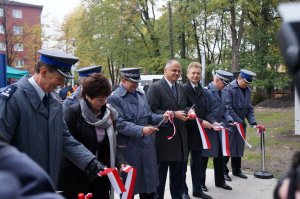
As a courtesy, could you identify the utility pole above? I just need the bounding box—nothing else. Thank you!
[168,1,174,59]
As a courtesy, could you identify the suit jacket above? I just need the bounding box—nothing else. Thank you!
[147,77,189,161]
[183,81,210,151]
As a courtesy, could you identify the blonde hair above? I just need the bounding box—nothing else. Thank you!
[187,62,202,74]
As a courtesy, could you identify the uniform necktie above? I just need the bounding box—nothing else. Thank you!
[194,85,198,95]
[43,94,48,107]
[171,84,178,102]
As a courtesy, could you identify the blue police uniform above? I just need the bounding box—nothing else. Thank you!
[107,68,163,196]
[223,69,257,178]
[204,70,233,188]
[0,50,96,185]
[0,139,64,199]
[63,65,102,113]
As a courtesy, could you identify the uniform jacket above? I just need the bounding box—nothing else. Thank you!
[183,81,210,151]
[62,86,81,113]
[203,82,228,157]
[0,141,64,199]
[59,103,124,198]
[0,77,95,185]
[107,85,162,194]
[224,79,257,157]
[147,77,189,162]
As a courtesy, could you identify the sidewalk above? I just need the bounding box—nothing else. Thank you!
[163,168,277,199]
[127,167,278,199]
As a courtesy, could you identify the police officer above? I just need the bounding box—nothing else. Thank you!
[223,69,260,181]
[0,135,64,199]
[63,65,102,113]
[204,70,233,190]
[0,50,105,185]
[108,68,170,199]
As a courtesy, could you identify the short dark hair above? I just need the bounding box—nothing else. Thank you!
[35,61,56,73]
[82,73,111,99]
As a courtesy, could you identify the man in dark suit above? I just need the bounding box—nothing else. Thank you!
[182,62,213,199]
[147,60,190,199]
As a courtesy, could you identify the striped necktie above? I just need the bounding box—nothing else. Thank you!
[171,84,178,102]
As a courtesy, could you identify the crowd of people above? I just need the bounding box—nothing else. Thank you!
[0,49,296,199]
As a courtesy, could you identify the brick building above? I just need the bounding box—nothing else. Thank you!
[0,0,42,74]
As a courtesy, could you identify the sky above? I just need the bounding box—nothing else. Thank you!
[14,0,81,48]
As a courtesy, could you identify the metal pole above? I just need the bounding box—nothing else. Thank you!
[168,1,174,59]
[201,51,205,87]
[261,131,265,171]
[254,130,273,179]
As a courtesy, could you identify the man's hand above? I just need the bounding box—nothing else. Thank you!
[142,126,159,135]
[212,122,222,131]
[202,120,212,129]
[163,110,172,121]
[85,158,106,181]
[174,110,189,121]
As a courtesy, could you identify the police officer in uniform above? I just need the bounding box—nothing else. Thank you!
[63,65,102,113]
[0,135,63,199]
[223,69,259,181]
[204,70,233,190]
[0,50,106,186]
[108,68,169,199]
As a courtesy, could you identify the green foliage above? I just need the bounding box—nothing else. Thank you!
[57,0,291,95]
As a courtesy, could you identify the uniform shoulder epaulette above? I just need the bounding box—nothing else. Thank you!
[0,84,17,100]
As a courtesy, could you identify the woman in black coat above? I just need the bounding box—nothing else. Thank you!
[58,74,126,199]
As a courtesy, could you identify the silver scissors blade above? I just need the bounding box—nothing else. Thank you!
[156,118,165,128]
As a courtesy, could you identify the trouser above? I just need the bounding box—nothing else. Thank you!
[223,156,242,174]
[213,146,226,186]
[155,161,184,199]
[183,150,207,194]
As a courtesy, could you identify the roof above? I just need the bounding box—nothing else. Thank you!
[6,65,29,79]
[0,1,43,9]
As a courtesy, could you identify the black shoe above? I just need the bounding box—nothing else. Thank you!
[201,185,208,192]
[216,183,232,190]
[224,174,231,181]
[182,193,190,199]
[193,191,213,199]
[233,171,248,179]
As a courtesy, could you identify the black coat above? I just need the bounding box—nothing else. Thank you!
[147,77,189,161]
[58,103,124,199]
[183,81,210,151]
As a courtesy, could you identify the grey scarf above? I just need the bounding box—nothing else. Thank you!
[79,99,118,128]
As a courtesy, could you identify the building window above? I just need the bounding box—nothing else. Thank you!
[0,8,3,17]
[0,25,4,34]
[14,43,23,51]
[0,42,6,51]
[13,26,23,35]
[12,9,22,19]
[15,59,25,68]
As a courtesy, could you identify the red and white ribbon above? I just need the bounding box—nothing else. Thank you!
[195,117,211,149]
[221,128,230,156]
[234,122,252,148]
[254,125,266,135]
[98,168,126,194]
[166,113,176,140]
[121,165,137,199]
[77,193,93,199]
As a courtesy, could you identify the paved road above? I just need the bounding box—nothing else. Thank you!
[126,167,278,199]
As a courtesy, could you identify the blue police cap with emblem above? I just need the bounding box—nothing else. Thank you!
[76,65,102,78]
[38,49,79,79]
[240,69,256,83]
[215,69,233,85]
[120,68,141,83]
